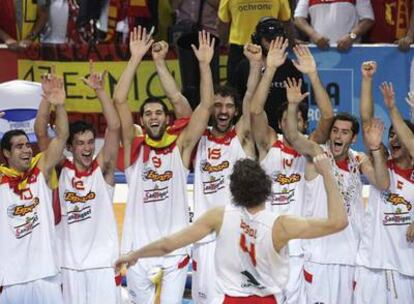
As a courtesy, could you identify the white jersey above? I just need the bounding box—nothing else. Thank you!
[304,147,363,265]
[193,128,245,242]
[0,167,59,286]
[215,204,289,298]
[58,158,119,270]
[357,160,414,276]
[261,138,307,256]
[121,143,189,255]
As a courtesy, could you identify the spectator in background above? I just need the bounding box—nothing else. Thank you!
[170,0,220,41]
[0,0,50,50]
[294,0,375,51]
[218,0,291,86]
[235,17,304,132]
[41,0,69,44]
[367,0,414,51]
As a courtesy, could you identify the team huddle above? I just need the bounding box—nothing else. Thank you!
[0,26,413,304]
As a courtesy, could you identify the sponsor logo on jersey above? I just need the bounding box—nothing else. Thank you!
[202,176,225,194]
[67,205,92,224]
[144,169,173,182]
[14,213,40,239]
[383,212,411,226]
[381,192,413,226]
[201,160,229,173]
[144,185,169,203]
[383,192,412,211]
[271,188,295,206]
[8,197,40,217]
[274,173,301,185]
[64,191,96,204]
[240,270,266,290]
[7,198,41,238]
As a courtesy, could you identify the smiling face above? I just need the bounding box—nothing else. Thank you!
[388,127,410,161]
[211,94,238,134]
[4,135,33,172]
[68,131,95,171]
[140,102,168,140]
[329,120,356,160]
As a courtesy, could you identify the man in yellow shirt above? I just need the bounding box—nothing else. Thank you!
[219,0,291,86]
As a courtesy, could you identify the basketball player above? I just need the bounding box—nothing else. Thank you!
[113,28,215,303]
[191,42,262,303]
[60,63,121,303]
[0,75,68,304]
[283,76,390,304]
[250,38,334,303]
[114,155,348,304]
[354,73,414,303]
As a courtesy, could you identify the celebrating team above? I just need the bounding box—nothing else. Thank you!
[0,25,413,304]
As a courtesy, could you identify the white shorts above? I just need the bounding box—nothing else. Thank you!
[61,268,120,304]
[0,275,63,304]
[354,266,414,304]
[191,241,218,304]
[282,255,306,304]
[303,262,355,304]
[126,255,189,304]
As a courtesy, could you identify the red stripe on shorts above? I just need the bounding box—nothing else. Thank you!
[178,255,190,269]
[304,269,313,283]
[223,295,277,304]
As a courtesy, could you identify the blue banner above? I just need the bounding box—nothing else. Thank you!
[303,45,414,151]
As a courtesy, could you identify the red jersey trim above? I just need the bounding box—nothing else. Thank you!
[204,128,237,145]
[309,0,356,6]
[63,158,99,178]
[387,159,414,184]
[272,140,301,157]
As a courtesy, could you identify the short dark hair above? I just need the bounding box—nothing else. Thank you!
[68,121,96,145]
[139,97,169,117]
[331,112,359,136]
[277,101,309,127]
[214,84,241,112]
[230,159,272,208]
[1,129,29,152]
[389,119,414,136]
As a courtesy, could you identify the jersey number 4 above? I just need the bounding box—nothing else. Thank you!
[239,233,257,266]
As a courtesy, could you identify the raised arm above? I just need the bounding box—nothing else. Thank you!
[177,31,215,168]
[152,41,192,118]
[82,61,120,185]
[381,82,414,158]
[250,38,288,156]
[35,68,57,151]
[284,77,321,158]
[114,207,224,272]
[38,76,69,186]
[360,61,376,126]
[360,118,390,190]
[273,154,348,251]
[113,26,153,168]
[235,43,262,152]
[292,44,334,143]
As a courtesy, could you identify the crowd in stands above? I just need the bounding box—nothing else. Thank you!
[1,1,413,51]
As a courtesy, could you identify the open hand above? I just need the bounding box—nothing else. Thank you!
[284,77,309,105]
[266,37,288,69]
[191,30,215,65]
[129,26,154,59]
[292,44,316,74]
[380,82,395,109]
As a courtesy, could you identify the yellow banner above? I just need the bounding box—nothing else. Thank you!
[18,56,228,113]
